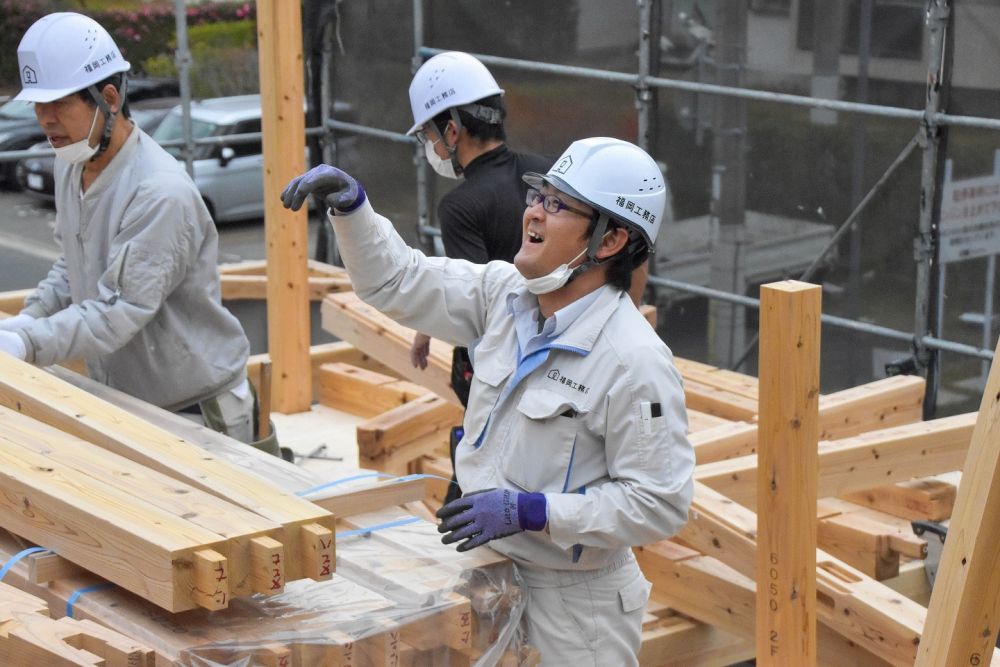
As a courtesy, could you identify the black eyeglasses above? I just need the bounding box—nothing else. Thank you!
[525,187,593,218]
[414,125,438,146]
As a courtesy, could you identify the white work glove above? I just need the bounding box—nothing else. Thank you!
[0,313,34,331]
[0,331,27,360]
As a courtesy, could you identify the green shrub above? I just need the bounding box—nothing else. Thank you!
[143,19,258,98]
[2,1,256,94]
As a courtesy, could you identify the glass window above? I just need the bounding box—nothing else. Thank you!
[0,100,36,120]
[152,109,218,159]
[227,119,262,158]
[797,0,924,61]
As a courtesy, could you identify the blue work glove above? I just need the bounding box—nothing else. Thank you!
[436,488,547,553]
[280,164,366,213]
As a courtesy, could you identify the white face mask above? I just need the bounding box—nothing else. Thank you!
[424,139,459,179]
[51,107,100,164]
[524,247,589,295]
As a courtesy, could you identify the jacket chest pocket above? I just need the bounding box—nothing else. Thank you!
[503,388,584,493]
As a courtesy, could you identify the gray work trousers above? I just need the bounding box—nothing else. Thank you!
[517,551,651,666]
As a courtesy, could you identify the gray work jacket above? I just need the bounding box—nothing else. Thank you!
[17,126,249,411]
[332,200,695,571]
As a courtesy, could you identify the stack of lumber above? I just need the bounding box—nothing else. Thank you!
[1,580,154,666]
[218,259,352,302]
[0,354,337,614]
[319,286,1000,665]
[0,494,528,666]
[0,350,531,664]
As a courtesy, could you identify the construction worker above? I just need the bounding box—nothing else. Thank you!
[0,13,255,445]
[281,137,695,664]
[406,51,551,502]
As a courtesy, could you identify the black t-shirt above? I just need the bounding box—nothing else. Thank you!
[438,144,552,263]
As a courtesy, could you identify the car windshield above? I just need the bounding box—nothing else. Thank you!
[0,100,36,120]
[151,109,218,159]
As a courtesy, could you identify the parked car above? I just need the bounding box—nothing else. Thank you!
[152,94,271,223]
[0,98,46,190]
[1,77,179,192]
[152,94,356,224]
[17,92,355,222]
[16,98,179,202]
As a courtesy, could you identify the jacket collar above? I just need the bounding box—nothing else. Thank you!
[76,122,139,199]
[507,283,623,355]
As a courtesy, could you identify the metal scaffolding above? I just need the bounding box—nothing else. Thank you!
[1,0,997,414]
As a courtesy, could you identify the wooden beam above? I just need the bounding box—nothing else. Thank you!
[635,540,754,638]
[840,477,957,522]
[356,394,463,466]
[638,303,657,329]
[695,411,976,509]
[321,292,459,405]
[0,355,337,584]
[638,613,754,667]
[916,336,1000,667]
[413,456,454,510]
[687,408,733,434]
[691,375,926,464]
[1,405,287,597]
[222,273,351,301]
[0,430,231,612]
[0,289,32,317]
[318,362,428,417]
[26,551,87,584]
[246,341,402,404]
[633,541,895,666]
[756,280,821,666]
[678,482,929,666]
[308,477,427,518]
[816,500,927,580]
[684,378,760,422]
[0,532,395,667]
[257,0,311,413]
[0,584,154,666]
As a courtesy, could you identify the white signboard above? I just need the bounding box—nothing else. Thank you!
[939,173,1000,263]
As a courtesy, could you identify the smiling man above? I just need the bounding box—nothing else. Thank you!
[0,13,258,446]
[281,137,695,664]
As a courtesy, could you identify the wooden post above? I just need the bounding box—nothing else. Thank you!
[756,280,821,665]
[257,0,311,413]
[916,336,1000,667]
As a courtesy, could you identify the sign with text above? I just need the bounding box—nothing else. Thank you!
[939,173,1000,263]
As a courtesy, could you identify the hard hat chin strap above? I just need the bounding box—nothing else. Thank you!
[563,213,613,285]
[444,108,465,177]
[85,78,124,160]
[575,214,650,281]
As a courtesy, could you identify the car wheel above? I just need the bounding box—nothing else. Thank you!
[1,161,23,192]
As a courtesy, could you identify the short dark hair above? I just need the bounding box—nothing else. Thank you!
[585,216,650,292]
[432,93,506,143]
[76,72,130,119]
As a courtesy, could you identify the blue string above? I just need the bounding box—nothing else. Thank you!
[66,583,114,618]
[295,472,395,497]
[296,471,461,498]
[392,473,459,486]
[337,516,422,539]
[0,547,47,582]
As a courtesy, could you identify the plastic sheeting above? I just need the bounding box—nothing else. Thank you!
[0,368,531,665]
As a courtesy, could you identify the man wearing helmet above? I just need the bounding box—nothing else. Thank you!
[405,51,551,503]
[0,13,255,445]
[282,137,694,664]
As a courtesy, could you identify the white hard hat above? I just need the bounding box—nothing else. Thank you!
[14,12,130,103]
[524,137,667,250]
[406,51,504,135]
